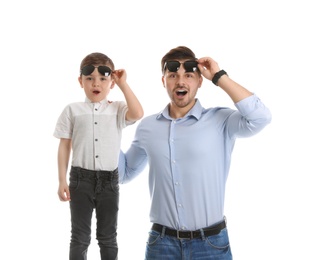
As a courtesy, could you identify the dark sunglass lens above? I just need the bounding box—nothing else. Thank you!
[166,61,180,72]
[81,65,95,75]
[98,66,112,76]
[184,61,198,72]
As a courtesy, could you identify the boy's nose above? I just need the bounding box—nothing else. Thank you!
[93,79,100,87]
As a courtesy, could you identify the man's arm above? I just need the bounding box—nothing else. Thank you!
[197,57,252,103]
[119,141,148,184]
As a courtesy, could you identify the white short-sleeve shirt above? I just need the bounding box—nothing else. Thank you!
[54,98,131,171]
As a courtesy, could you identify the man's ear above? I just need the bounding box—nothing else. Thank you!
[198,75,203,88]
[162,76,165,88]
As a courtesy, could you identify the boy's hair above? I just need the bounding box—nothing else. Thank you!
[80,52,115,72]
[161,46,198,73]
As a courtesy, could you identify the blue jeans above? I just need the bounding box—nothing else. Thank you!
[145,226,232,260]
[69,166,119,260]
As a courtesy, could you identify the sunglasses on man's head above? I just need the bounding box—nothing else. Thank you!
[80,65,112,76]
[164,60,198,73]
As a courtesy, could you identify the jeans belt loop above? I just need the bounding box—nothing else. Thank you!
[77,167,82,179]
[199,228,206,240]
[161,226,166,238]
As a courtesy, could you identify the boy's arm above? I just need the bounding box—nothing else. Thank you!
[121,82,144,121]
[113,69,144,121]
[57,138,72,201]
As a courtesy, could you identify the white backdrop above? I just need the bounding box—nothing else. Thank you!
[1,0,310,259]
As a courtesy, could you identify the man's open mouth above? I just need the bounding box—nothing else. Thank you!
[176,89,187,96]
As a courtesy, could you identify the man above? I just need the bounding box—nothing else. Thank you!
[119,46,271,259]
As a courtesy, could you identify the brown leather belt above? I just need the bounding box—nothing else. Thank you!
[151,220,226,240]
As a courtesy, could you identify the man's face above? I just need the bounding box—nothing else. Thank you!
[162,59,202,111]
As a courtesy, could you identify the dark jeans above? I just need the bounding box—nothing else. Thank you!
[69,166,119,260]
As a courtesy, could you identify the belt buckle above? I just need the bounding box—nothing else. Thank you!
[177,230,193,240]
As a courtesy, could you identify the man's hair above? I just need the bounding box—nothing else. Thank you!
[80,52,115,72]
[161,46,197,73]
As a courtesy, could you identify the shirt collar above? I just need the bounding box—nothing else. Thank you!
[157,99,203,120]
[84,97,108,104]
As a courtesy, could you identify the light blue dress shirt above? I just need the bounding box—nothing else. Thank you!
[119,95,271,231]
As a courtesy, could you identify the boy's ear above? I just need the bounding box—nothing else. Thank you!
[78,76,83,88]
[110,80,116,89]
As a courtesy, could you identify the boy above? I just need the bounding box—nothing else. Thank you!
[54,52,143,260]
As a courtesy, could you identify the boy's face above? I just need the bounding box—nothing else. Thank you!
[78,65,115,103]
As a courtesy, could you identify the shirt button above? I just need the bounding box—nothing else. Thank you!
[95,122,97,124]
[95,155,99,158]
[95,139,98,141]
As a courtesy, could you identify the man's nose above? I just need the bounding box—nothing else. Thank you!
[176,74,186,85]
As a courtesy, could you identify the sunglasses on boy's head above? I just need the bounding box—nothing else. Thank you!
[80,65,112,76]
[164,60,198,73]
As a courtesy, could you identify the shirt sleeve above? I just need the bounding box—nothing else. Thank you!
[116,101,137,128]
[118,122,148,184]
[228,94,272,137]
[228,94,272,138]
[53,105,72,139]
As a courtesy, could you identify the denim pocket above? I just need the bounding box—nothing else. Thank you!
[110,177,119,194]
[206,228,230,249]
[147,230,161,245]
[69,176,80,191]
